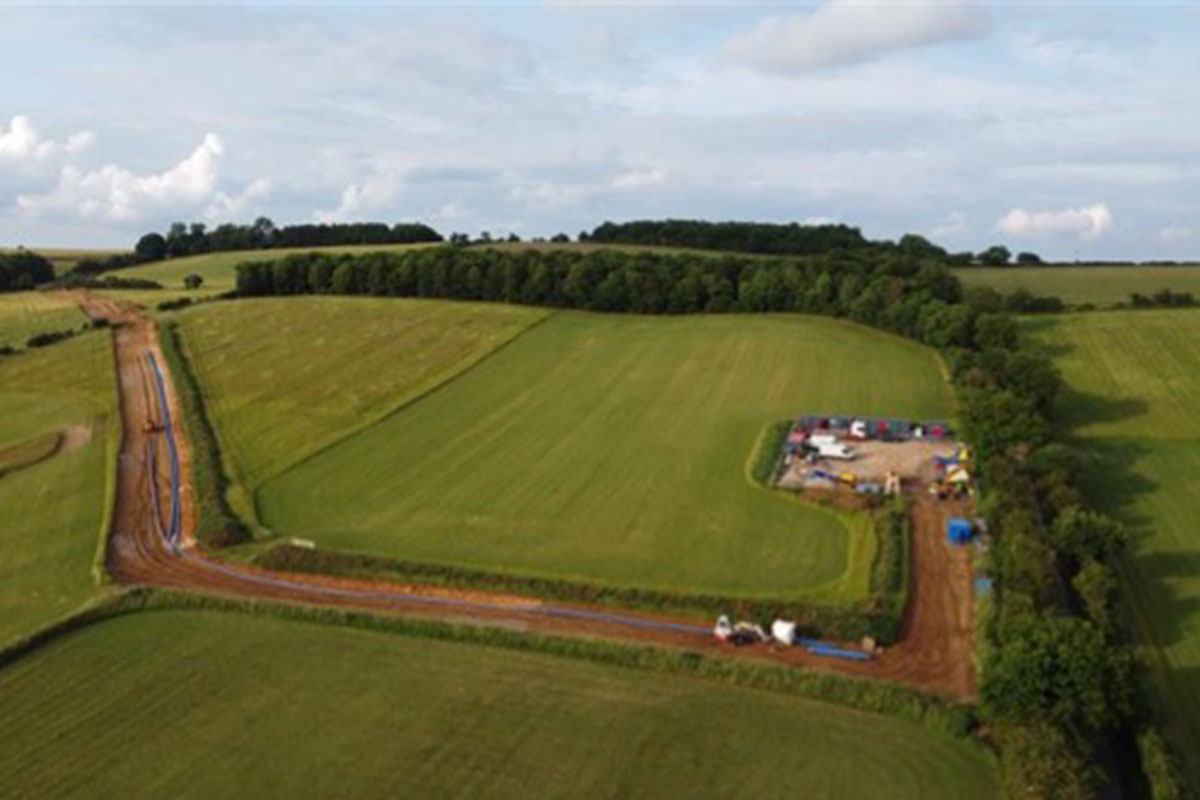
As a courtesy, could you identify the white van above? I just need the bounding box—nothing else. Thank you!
[816,441,856,460]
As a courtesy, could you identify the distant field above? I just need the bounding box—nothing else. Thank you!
[212,307,956,601]
[0,333,115,643]
[112,242,441,298]
[0,610,1000,800]
[1027,309,1200,785]
[956,265,1200,306]
[0,292,86,349]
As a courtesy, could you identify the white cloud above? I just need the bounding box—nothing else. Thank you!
[206,177,273,220]
[996,203,1114,240]
[611,167,668,190]
[18,133,227,221]
[64,131,96,154]
[0,115,94,162]
[724,0,991,75]
[313,173,402,223]
[1156,225,1192,244]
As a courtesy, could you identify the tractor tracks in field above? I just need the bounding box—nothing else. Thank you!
[77,292,976,702]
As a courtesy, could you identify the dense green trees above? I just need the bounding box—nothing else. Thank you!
[155,218,441,258]
[0,250,55,292]
[588,219,872,255]
[135,232,168,261]
[978,245,1013,266]
[236,245,971,347]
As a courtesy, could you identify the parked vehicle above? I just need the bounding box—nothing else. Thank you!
[816,441,856,460]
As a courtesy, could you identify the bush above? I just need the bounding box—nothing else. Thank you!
[0,250,55,292]
[748,420,791,486]
[983,616,1134,734]
[25,329,76,348]
[996,723,1102,800]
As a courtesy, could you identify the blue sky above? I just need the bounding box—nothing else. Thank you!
[1,2,1197,259]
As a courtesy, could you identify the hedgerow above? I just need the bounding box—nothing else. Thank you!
[159,320,249,547]
[254,543,904,644]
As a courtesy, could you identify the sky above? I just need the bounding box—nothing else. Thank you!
[1,1,1197,260]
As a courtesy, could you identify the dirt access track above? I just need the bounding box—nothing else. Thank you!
[76,292,977,700]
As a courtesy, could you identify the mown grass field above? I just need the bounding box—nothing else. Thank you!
[181,305,958,601]
[0,292,86,349]
[0,333,116,642]
[956,265,1200,306]
[1027,309,1200,784]
[0,610,1001,800]
[174,297,547,517]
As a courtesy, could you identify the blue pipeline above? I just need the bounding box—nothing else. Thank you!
[146,351,181,546]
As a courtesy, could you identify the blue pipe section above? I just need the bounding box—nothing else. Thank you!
[146,351,181,547]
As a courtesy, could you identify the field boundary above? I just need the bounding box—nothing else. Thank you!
[250,538,903,642]
[0,586,984,745]
[252,304,557,500]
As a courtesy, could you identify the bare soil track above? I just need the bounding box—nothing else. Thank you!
[76,293,976,700]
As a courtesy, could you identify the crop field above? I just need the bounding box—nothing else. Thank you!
[0,292,86,349]
[0,333,116,642]
[174,303,956,600]
[0,610,1000,799]
[955,265,1200,306]
[1027,309,1200,783]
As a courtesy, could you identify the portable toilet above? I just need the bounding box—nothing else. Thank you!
[947,517,973,545]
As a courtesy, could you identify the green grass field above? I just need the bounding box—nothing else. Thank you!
[1027,309,1200,784]
[174,297,547,511]
[0,292,86,349]
[0,333,116,643]
[178,304,956,601]
[0,610,1000,800]
[956,265,1200,306]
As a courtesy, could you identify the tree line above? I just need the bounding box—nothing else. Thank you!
[0,250,55,293]
[235,246,974,345]
[72,218,444,275]
[585,219,1039,266]
[233,242,1175,797]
